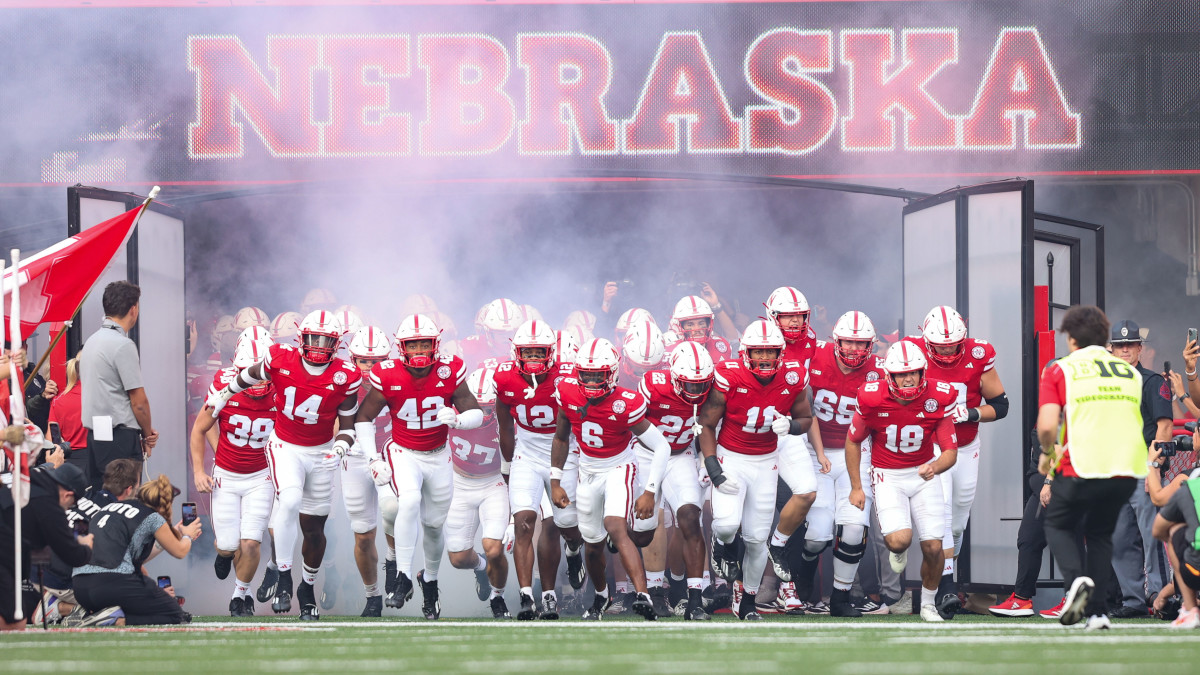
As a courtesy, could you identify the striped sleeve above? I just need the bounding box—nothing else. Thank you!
[456,359,468,385]
[982,343,997,373]
[627,393,649,424]
[637,377,652,402]
[368,370,384,391]
[713,367,731,393]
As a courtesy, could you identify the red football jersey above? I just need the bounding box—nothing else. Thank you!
[262,344,361,446]
[495,360,576,436]
[638,369,700,453]
[459,335,505,371]
[449,418,502,478]
[713,358,809,456]
[782,326,818,369]
[849,378,959,469]
[808,341,886,448]
[369,355,468,451]
[555,380,648,459]
[211,368,276,474]
[357,381,392,451]
[665,335,733,366]
[901,336,997,445]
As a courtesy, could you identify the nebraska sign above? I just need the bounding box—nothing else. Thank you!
[188,27,1081,160]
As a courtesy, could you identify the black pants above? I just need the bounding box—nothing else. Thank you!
[86,427,143,489]
[1014,473,1048,599]
[74,572,185,626]
[1044,475,1137,616]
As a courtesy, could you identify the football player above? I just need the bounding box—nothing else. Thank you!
[206,311,361,621]
[905,306,1007,617]
[348,313,483,621]
[343,326,391,617]
[666,296,732,363]
[461,298,522,370]
[699,319,813,621]
[446,367,513,619]
[790,311,886,617]
[270,312,302,345]
[620,319,666,389]
[845,341,959,622]
[637,342,716,621]
[233,306,270,332]
[551,338,672,621]
[190,327,276,617]
[495,319,585,620]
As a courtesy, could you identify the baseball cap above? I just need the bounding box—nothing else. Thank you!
[1110,320,1143,344]
[42,463,87,497]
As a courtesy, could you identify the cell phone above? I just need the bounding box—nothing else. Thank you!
[157,575,171,589]
[48,422,62,446]
[181,502,198,526]
[72,519,88,536]
[1189,328,1198,347]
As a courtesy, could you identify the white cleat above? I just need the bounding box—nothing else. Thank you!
[1059,576,1095,626]
[1084,614,1112,630]
[920,604,945,622]
[888,550,908,574]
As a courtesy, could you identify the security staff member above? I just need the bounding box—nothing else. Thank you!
[1037,306,1147,629]
[1108,320,1173,618]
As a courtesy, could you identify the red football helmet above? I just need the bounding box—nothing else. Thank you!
[575,338,620,399]
[395,313,442,369]
[511,319,556,376]
[297,311,343,365]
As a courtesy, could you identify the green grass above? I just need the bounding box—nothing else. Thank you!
[2,614,1197,674]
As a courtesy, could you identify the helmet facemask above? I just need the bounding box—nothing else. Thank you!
[400,338,437,369]
[744,347,783,377]
[576,367,613,399]
[887,368,926,402]
[516,345,553,376]
[835,338,873,369]
[925,339,965,367]
[300,332,339,365]
[772,311,809,342]
[679,317,712,343]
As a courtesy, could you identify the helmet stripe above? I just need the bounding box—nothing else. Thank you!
[940,306,950,338]
[643,322,651,358]
[690,342,700,375]
[852,312,859,332]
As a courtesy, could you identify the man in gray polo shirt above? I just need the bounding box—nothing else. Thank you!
[80,281,158,485]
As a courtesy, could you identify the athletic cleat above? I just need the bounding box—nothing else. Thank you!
[540,594,559,620]
[297,581,319,621]
[360,595,383,617]
[605,535,619,554]
[854,598,890,615]
[272,570,293,614]
[388,571,414,610]
[606,592,633,615]
[989,593,1035,617]
[214,553,233,580]
[805,600,831,615]
[888,550,908,574]
[1171,607,1199,628]
[383,559,398,606]
[566,546,587,590]
[320,585,337,611]
[517,592,538,620]
[77,606,125,627]
[936,592,961,620]
[583,593,613,620]
[710,535,741,582]
[738,592,762,621]
[687,605,711,621]
[650,586,673,618]
[920,603,945,622]
[632,592,657,621]
[705,583,733,613]
[490,596,512,619]
[830,589,862,618]
[755,596,784,614]
[417,570,441,620]
[1085,614,1112,630]
[229,597,245,617]
[474,569,491,602]
[257,565,279,604]
[777,581,805,615]
[1059,576,1094,626]
[684,588,708,621]
[767,543,791,581]
[1038,599,1063,619]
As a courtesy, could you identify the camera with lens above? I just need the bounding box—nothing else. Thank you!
[1156,421,1198,458]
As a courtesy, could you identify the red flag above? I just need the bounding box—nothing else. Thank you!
[2,202,146,338]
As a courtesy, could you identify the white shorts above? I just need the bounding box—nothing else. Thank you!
[341,454,378,534]
[635,448,703,532]
[710,447,778,545]
[872,466,945,541]
[575,461,642,544]
[779,433,817,495]
[446,472,510,552]
[807,446,873,541]
[386,442,455,530]
[265,432,337,517]
[211,466,274,551]
[509,436,579,528]
[935,436,982,546]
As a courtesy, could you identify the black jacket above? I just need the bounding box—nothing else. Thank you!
[0,468,92,579]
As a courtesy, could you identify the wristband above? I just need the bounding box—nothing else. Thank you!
[967,407,982,423]
[1043,477,1053,486]
[182,535,192,543]
[500,459,511,476]
[550,467,564,481]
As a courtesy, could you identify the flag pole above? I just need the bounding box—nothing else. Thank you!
[19,186,160,395]
[7,250,25,622]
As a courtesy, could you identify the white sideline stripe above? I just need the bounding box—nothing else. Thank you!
[890,634,1200,644]
[187,620,1184,631]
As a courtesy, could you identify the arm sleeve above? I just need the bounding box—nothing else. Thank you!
[116,341,144,392]
[634,423,671,495]
[934,416,958,452]
[847,412,870,444]
[34,501,92,567]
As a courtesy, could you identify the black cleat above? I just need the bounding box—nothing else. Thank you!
[685,588,710,621]
[517,592,538,620]
[229,597,245,617]
[583,593,613,620]
[383,559,398,601]
[605,535,619,554]
[539,594,559,620]
[241,598,255,617]
[650,586,673,618]
[565,546,587,590]
[320,577,337,611]
[704,583,732,613]
[768,543,791,582]
[257,565,279,604]
[830,589,862,618]
[297,581,319,621]
[710,535,740,582]
[272,570,293,614]
[387,571,414,610]
[687,605,711,621]
[361,595,383,617]
[474,568,491,602]
[738,592,762,621]
[632,592,657,621]
[417,570,440,620]
[936,592,961,620]
[215,554,234,581]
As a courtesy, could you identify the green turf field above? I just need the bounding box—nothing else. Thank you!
[1,615,1197,674]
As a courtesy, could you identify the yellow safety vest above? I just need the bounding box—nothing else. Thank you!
[1057,345,1147,478]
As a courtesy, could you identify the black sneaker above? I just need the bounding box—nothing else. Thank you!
[705,583,732,612]
[272,570,293,614]
[650,587,673,618]
[936,592,961,620]
[215,554,234,581]
[767,543,791,581]
[739,592,762,621]
[490,595,512,619]
[229,597,245,617]
[632,592,657,621]
[257,565,279,603]
[540,594,559,620]
[241,598,255,617]
[297,581,319,621]
[583,593,613,620]
[474,568,491,602]
[605,535,619,554]
[383,559,398,607]
[388,571,414,610]
[517,592,538,620]
[361,595,383,618]
[565,546,586,590]
[685,588,709,621]
[1109,605,1150,619]
[830,589,862,618]
[417,570,440,620]
[710,535,740,582]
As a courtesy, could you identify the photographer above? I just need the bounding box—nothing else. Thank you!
[0,460,93,631]
[1150,420,1200,628]
[72,475,201,626]
[1147,423,1199,509]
